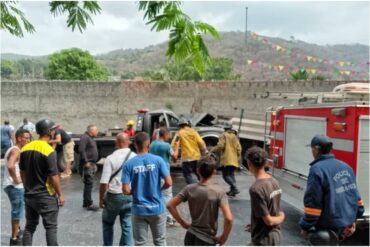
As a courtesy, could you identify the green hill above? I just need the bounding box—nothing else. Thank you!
[2,31,369,81]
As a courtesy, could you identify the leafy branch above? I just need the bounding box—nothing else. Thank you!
[138,1,220,77]
[49,1,101,32]
[0,1,35,37]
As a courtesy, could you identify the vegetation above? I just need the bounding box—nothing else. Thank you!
[46,48,107,80]
[290,69,309,81]
[0,1,220,77]
[290,69,327,81]
[1,59,46,80]
[139,57,240,81]
[1,60,17,79]
[311,75,326,81]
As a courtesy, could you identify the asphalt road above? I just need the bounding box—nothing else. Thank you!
[1,166,367,246]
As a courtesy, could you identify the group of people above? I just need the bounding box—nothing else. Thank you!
[1,119,35,158]
[2,116,365,246]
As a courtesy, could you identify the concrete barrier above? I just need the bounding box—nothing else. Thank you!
[1,80,367,133]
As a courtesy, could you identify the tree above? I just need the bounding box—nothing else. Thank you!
[204,57,241,80]
[1,59,19,79]
[1,1,219,77]
[46,48,108,80]
[290,69,309,81]
[0,1,35,37]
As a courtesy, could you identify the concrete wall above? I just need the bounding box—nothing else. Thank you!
[1,80,362,133]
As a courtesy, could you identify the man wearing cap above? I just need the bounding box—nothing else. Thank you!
[123,120,136,138]
[210,122,242,196]
[299,135,364,245]
[171,118,207,184]
[19,119,64,246]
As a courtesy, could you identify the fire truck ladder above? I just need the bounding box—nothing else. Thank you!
[263,106,278,176]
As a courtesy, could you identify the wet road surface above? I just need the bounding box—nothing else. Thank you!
[1,165,367,246]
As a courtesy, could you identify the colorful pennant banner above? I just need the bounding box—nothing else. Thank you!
[250,32,370,68]
[245,58,369,77]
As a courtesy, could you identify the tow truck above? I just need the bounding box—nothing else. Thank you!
[71,108,224,167]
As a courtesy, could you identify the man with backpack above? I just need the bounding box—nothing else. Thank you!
[99,133,136,246]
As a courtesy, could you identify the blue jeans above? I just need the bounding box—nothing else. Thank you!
[162,186,173,220]
[102,192,132,246]
[132,213,167,246]
[4,186,25,220]
[222,166,238,191]
[182,161,199,184]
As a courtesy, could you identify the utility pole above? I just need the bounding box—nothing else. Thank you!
[245,6,249,75]
[245,7,248,46]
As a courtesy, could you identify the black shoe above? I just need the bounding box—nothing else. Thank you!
[9,237,22,246]
[226,191,234,196]
[17,228,24,239]
[227,189,240,197]
[84,204,99,211]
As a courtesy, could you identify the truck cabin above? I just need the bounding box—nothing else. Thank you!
[136,108,180,139]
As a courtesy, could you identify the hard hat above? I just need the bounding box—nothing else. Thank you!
[36,119,57,136]
[127,120,135,126]
[223,122,233,130]
[308,228,338,246]
[178,118,189,127]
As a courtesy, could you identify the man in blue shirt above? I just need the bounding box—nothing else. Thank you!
[150,127,176,226]
[1,120,13,158]
[122,132,172,246]
[299,135,364,245]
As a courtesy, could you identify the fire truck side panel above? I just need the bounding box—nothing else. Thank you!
[356,116,369,216]
[271,105,369,173]
[283,116,326,176]
[269,104,369,215]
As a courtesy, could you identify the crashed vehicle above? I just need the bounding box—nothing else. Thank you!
[71,108,224,167]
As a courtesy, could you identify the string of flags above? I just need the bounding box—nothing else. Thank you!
[246,59,369,77]
[250,32,370,68]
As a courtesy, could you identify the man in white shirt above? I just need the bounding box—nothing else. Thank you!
[18,118,36,134]
[99,133,136,246]
[3,129,31,245]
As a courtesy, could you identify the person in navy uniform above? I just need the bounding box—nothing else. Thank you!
[299,135,364,245]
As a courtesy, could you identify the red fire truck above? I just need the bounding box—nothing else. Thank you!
[264,90,369,232]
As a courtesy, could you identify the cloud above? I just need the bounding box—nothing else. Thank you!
[1,1,368,56]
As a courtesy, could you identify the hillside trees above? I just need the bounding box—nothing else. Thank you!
[139,57,241,81]
[0,1,220,77]
[1,60,18,79]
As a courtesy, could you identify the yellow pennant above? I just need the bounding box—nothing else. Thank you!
[247,60,253,65]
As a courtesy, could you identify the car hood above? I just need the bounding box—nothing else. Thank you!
[186,113,216,126]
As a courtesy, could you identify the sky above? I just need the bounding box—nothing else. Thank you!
[1,1,369,56]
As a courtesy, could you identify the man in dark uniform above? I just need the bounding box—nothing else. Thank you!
[299,135,364,245]
[78,125,99,211]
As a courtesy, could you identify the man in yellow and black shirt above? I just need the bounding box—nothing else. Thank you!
[19,119,64,246]
[171,118,207,184]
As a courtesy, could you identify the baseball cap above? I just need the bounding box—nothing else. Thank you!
[308,135,333,149]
